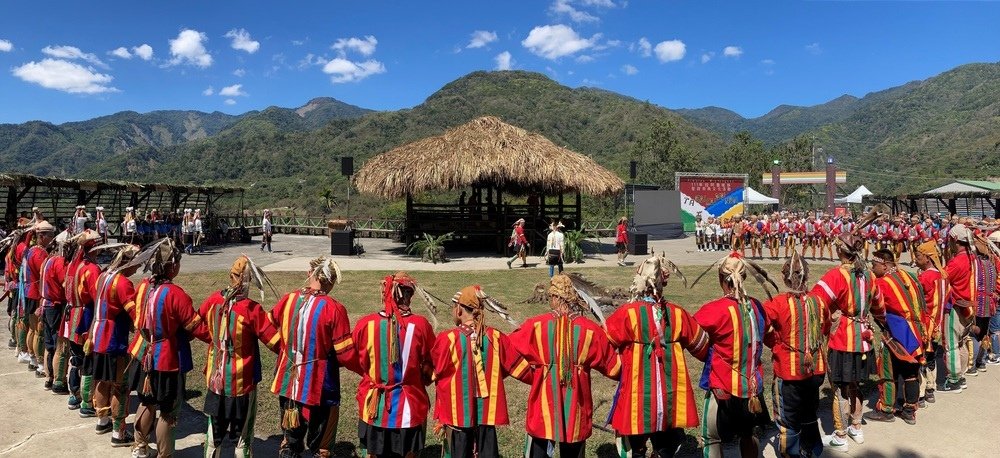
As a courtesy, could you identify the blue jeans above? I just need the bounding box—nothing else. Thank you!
[989,310,1000,357]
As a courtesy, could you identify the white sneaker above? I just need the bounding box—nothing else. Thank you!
[17,352,31,363]
[847,425,864,444]
[131,445,149,458]
[29,356,39,367]
[824,434,849,453]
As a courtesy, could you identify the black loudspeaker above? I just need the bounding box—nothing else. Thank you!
[629,160,637,180]
[341,157,354,176]
[627,231,647,255]
[330,230,354,255]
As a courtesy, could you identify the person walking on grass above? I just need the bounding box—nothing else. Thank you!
[546,222,565,277]
[507,218,528,269]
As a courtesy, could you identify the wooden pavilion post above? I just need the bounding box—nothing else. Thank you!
[575,192,582,232]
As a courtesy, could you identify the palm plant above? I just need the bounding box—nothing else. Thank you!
[406,232,454,263]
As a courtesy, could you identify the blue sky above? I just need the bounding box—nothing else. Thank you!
[1,0,999,124]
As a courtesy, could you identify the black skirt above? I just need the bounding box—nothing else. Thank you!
[203,390,253,420]
[127,362,182,406]
[358,422,425,457]
[92,353,130,383]
[827,349,873,384]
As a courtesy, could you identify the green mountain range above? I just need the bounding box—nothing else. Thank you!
[3,63,1000,214]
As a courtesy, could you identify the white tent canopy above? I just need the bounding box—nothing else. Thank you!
[835,185,873,204]
[745,186,779,204]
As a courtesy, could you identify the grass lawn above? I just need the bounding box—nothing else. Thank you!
[174,263,796,457]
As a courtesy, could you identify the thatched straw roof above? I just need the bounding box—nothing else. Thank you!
[353,116,625,198]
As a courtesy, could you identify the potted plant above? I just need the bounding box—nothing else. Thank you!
[406,232,454,263]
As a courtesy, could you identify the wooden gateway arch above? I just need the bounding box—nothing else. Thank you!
[353,116,624,251]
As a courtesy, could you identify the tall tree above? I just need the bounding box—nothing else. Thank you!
[630,119,698,189]
[721,131,768,189]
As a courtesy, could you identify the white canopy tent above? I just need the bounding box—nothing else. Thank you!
[745,186,779,205]
[835,185,873,204]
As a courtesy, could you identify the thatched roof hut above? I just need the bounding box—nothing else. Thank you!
[353,116,624,199]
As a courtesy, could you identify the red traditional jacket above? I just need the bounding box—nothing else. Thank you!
[40,255,66,306]
[606,300,709,434]
[811,265,879,353]
[200,290,280,398]
[62,259,100,345]
[269,289,357,406]
[89,271,136,355]
[510,311,621,443]
[431,326,532,428]
[4,239,28,282]
[354,311,435,429]
[946,247,988,319]
[131,279,210,372]
[874,270,927,358]
[694,296,767,398]
[918,268,948,346]
[20,245,47,301]
[762,292,831,381]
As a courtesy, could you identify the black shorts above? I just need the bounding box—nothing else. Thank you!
[546,249,562,266]
[827,349,873,384]
[128,364,182,408]
[708,391,771,442]
[615,242,626,251]
[446,425,498,458]
[358,422,425,457]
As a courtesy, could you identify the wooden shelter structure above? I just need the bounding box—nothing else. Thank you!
[353,116,624,250]
[1,173,243,234]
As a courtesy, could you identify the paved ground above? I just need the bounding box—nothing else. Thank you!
[1,234,998,457]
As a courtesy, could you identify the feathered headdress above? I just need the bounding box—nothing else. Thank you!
[89,242,138,272]
[690,251,779,302]
[380,271,440,328]
[115,237,181,281]
[781,251,810,294]
[229,254,278,303]
[308,256,342,287]
[452,285,517,328]
[916,240,947,279]
[629,253,687,301]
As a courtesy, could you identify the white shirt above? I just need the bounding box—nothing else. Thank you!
[263,217,272,233]
[194,218,203,233]
[74,216,88,234]
[97,218,107,235]
[546,230,564,251]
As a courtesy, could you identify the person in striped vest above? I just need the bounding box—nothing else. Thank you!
[40,230,71,393]
[20,222,54,375]
[510,273,621,458]
[809,233,876,452]
[89,244,140,445]
[127,238,211,458]
[914,240,949,404]
[606,255,709,458]
[270,257,357,458]
[693,252,773,458]
[863,249,926,425]
[64,229,102,414]
[430,285,531,458]
[200,255,281,458]
[354,272,436,458]
[762,252,830,458]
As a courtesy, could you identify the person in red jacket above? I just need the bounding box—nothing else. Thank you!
[507,218,529,269]
[88,244,140,444]
[606,255,709,458]
[5,227,31,353]
[762,252,831,458]
[270,257,358,458]
[694,253,773,458]
[127,238,211,458]
[431,285,530,458]
[510,273,621,458]
[616,216,629,266]
[354,272,436,458]
[200,255,281,458]
[915,241,949,404]
[65,229,102,414]
[40,230,71,392]
[19,222,55,374]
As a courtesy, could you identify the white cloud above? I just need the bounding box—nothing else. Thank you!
[0,39,12,52]
[233,68,246,77]
[575,54,594,63]
[202,86,214,96]
[219,84,247,97]
[467,30,498,49]
[521,24,598,60]
[582,0,616,6]
[224,99,236,105]
[495,51,513,70]
[805,43,822,55]
[332,36,378,57]
[761,59,775,65]
[168,29,212,68]
[292,39,307,46]
[654,40,685,62]
[225,28,260,54]
[109,47,132,59]
[621,64,638,75]
[581,78,601,86]
[42,45,108,68]
[723,46,743,58]
[635,37,651,57]
[298,53,328,69]
[322,58,386,83]
[550,0,599,23]
[132,44,153,61]
[12,58,117,94]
